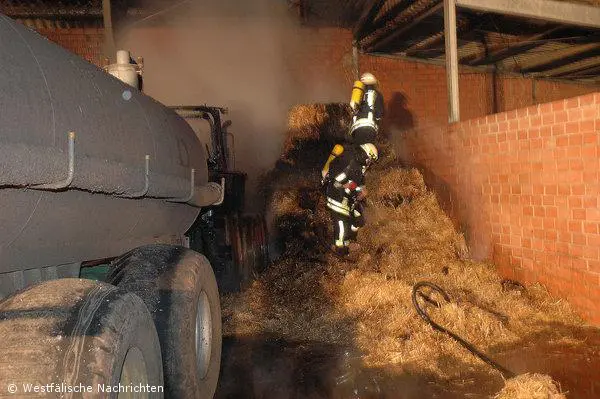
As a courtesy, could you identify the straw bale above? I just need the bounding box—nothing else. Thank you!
[495,373,566,399]
[283,103,351,155]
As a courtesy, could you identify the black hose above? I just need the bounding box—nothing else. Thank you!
[411,281,516,379]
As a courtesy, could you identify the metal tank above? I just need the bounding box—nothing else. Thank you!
[0,14,222,290]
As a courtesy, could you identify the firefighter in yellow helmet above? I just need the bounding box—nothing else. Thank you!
[348,72,384,145]
[322,142,378,258]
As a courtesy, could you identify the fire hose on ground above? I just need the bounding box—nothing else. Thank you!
[411,281,516,379]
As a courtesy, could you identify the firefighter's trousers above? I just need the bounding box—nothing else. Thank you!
[327,197,365,249]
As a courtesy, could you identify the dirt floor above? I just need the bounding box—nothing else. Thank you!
[215,104,600,399]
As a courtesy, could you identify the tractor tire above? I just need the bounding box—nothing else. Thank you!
[107,245,222,399]
[227,214,270,290]
[0,278,163,398]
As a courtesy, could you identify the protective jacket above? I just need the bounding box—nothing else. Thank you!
[324,145,367,217]
[348,84,384,145]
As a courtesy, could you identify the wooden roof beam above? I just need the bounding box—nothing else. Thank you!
[521,45,600,74]
[353,0,387,42]
[362,0,433,49]
[401,17,469,56]
[548,62,600,78]
[466,26,563,66]
[369,2,443,52]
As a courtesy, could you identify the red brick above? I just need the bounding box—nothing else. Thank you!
[578,93,596,106]
[542,195,555,206]
[556,136,569,146]
[545,230,558,240]
[584,222,599,234]
[554,110,568,123]
[569,197,583,208]
[572,184,585,195]
[557,184,570,195]
[566,146,582,158]
[582,107,596,120]
[567,108,583,122]
[570,159,584,171]
[569,221,582,232]
[589,261,600,274]
[556,158,569,171]
[565,122,579,134]
[552,101,565,111]
[572,258,587,271]
[588,234,600,247]
[582,132,598,144]
[542,114,555,125]
[546,206,558,218]
[517,108,529,118]
[580,120,595,133]
[583,203,600,225]
[540,126,553,137]
[583,246,599,260]
[573,208,587,220]
[530,116,542,126]
[539,103,552,114]
[566,98,580,108]
[543,218,555,231]
[572,233,587,245]
[582,146,597,159]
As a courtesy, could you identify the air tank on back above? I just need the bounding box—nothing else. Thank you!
[0,14,222,291]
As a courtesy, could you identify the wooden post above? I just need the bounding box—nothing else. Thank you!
[352,41,360,80]
[102,0,116,61]
[444,0,460,123]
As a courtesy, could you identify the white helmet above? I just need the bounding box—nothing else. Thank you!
[360,72,378,86]
[360,143,378,163]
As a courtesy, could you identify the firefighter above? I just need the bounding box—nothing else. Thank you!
[323,142,378,258]
[348,72,384,145]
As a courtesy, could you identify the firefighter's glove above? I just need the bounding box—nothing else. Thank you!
[355,187,368,201]
[343,181,359,197]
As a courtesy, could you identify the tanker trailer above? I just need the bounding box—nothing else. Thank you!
[0,14,225,398]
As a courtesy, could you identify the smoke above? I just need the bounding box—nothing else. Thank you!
[116,0,348,211]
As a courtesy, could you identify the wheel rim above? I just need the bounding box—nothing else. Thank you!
[118,347,149,399]
[195,290,213,379]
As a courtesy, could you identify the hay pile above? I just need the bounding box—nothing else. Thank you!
[495,374,566,399]
[223,104,591,397]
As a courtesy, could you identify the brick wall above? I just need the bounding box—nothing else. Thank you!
[395,93,600,324]
[33,28,105,66]
[358,55,597,131]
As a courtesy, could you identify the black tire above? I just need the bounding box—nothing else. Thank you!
[0,278,163,398]
[107,245,222,399]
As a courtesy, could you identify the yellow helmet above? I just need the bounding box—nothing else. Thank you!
[360,72,378,86]
[360,143,378,163]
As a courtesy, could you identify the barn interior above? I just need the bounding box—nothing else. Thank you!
[1,0,600,398]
